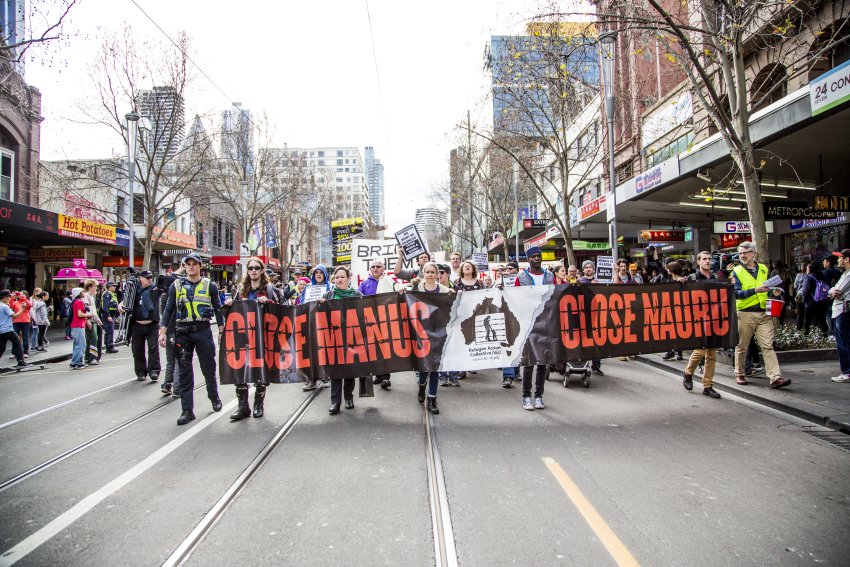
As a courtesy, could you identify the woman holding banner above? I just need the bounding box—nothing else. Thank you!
[409,262,454,414]
[319,266,364,415]
[224,257,277,421]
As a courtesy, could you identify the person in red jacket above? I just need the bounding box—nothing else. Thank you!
[10,291,32,358]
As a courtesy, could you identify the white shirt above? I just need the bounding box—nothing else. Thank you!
[829,269,850,318]
[530,272,545,286]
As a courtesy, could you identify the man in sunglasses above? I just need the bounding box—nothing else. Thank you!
[358,258,398,390]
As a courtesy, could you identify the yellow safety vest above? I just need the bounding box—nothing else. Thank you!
[175,277,213,323]
[733,264,768,310]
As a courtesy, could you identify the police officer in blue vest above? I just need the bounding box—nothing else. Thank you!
[159,253,225,425]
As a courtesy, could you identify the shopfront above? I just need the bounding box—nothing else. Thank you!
[781,214,849,267]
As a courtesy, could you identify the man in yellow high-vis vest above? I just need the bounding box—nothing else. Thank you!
[730,241,790,389]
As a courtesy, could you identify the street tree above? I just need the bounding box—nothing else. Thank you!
[468,21,605,267]
[588,0,850,255]
[79,27,214,270]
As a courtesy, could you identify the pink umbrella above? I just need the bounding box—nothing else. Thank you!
[54,267,106,284]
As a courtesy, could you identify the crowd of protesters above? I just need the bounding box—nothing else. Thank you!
[2,240,847,423]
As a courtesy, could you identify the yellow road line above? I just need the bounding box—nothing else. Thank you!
[542,457,641,567]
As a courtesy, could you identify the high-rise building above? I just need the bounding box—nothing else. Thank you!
[415,206,446,252]
[364,146,384,234]
[0,0,26,77]
[220,103,254,176]
[137,86,185,160]
[280,146,372,265]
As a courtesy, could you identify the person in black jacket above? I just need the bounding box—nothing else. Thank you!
[118,270,162,381]
[225,258,278,421]
[159,254,224,426]
[100,282,120,354]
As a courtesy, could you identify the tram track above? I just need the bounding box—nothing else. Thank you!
[0,377,138,431]
[0,384,203,494]
[161,384,325,567]
[162,382,460,567]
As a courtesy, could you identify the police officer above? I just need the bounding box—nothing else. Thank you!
[101,282,120,354]
[159,253,225,425]
[118,270,162,381]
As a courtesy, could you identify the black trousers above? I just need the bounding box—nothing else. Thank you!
[102,317,115,349]
[131,322,161,378]
[330,378,355,405]
[176,325,218,412]
[0,330,24,362]
[522,365,548,398]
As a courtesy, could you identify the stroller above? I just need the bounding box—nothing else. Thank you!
[548,360,591,388]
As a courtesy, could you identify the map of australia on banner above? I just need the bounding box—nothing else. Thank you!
[441,287,554,372]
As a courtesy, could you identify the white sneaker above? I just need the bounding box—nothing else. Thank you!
[522,397,534,411]
[830,374,850,383]
[533,397,545,409]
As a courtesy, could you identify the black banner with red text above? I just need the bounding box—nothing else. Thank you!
[218,282,737,383]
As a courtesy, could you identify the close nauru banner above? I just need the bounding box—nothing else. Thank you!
[218,282,737,383]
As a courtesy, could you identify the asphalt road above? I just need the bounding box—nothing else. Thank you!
[0,349,848,567]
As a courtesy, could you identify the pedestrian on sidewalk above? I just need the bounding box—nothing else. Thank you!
[731,241,790,389]
[101,282,120,354]
[828,249,850,383]
[68,287,90,369]
[82,280,103,366]
[682,251,721,399]
[31,291,50,352]
[29,287,42,348]
[0,290,30,367]
[10,291,32,358]
[61,290,73,340]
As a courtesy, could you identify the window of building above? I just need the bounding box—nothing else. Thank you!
[0,149,13,201]
[345,159,350,164]
[644,133,695,167]
[808,19,850,81]
[337,150,343,157]
[196,222,204,247]
[616,160,635,184]
[213,218,223,248]
[337,159,343,165]
[318,150,325,157]
[318,159,325,166]
[344,168,349,172]
[750,63,787,111]
[225,223,235,251]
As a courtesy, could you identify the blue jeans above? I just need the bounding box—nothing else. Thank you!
[13,322,30,354]
[418,371,439,397]
[834,313,850,375]
[70,327,86,365]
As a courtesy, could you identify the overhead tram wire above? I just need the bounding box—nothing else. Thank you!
[127,0,255,128]
[364,0,391,153]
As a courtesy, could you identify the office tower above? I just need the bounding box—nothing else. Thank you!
[0,0,26,76]
[137,86,185,160]
[221,103,254,175]
[364,146,385,233]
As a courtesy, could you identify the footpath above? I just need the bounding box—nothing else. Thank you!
[0,321,109,373]
[637,352,850,434]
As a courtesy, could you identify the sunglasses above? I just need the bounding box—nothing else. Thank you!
[439,270,448,274]
[247,266,263,271]
[371,265,384,269]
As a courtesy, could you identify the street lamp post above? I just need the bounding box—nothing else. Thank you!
[125,111,139,272]
[599,32,619,266]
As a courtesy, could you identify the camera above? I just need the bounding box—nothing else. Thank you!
[156,274,177,292]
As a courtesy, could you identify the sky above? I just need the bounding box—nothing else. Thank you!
[24,0,565,234]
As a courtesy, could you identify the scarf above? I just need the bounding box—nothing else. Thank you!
[332,287,360,299]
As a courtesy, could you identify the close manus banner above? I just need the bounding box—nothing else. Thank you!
[219,282,737,383]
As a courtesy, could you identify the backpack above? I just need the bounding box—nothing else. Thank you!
[813,279,831,302]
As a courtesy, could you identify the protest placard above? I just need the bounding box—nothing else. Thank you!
[394,224,427,260]
[302,285,326,303]
[596,256,614,283]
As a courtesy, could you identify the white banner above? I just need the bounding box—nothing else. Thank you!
[350,239,417,287]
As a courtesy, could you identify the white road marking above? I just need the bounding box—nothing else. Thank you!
[0,398,237,567]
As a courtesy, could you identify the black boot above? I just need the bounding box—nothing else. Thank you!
[427,397,439,414]
[177,410,195,425]
[253,385,266,418]
[230,385,251,421]
[417,384,426,403]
